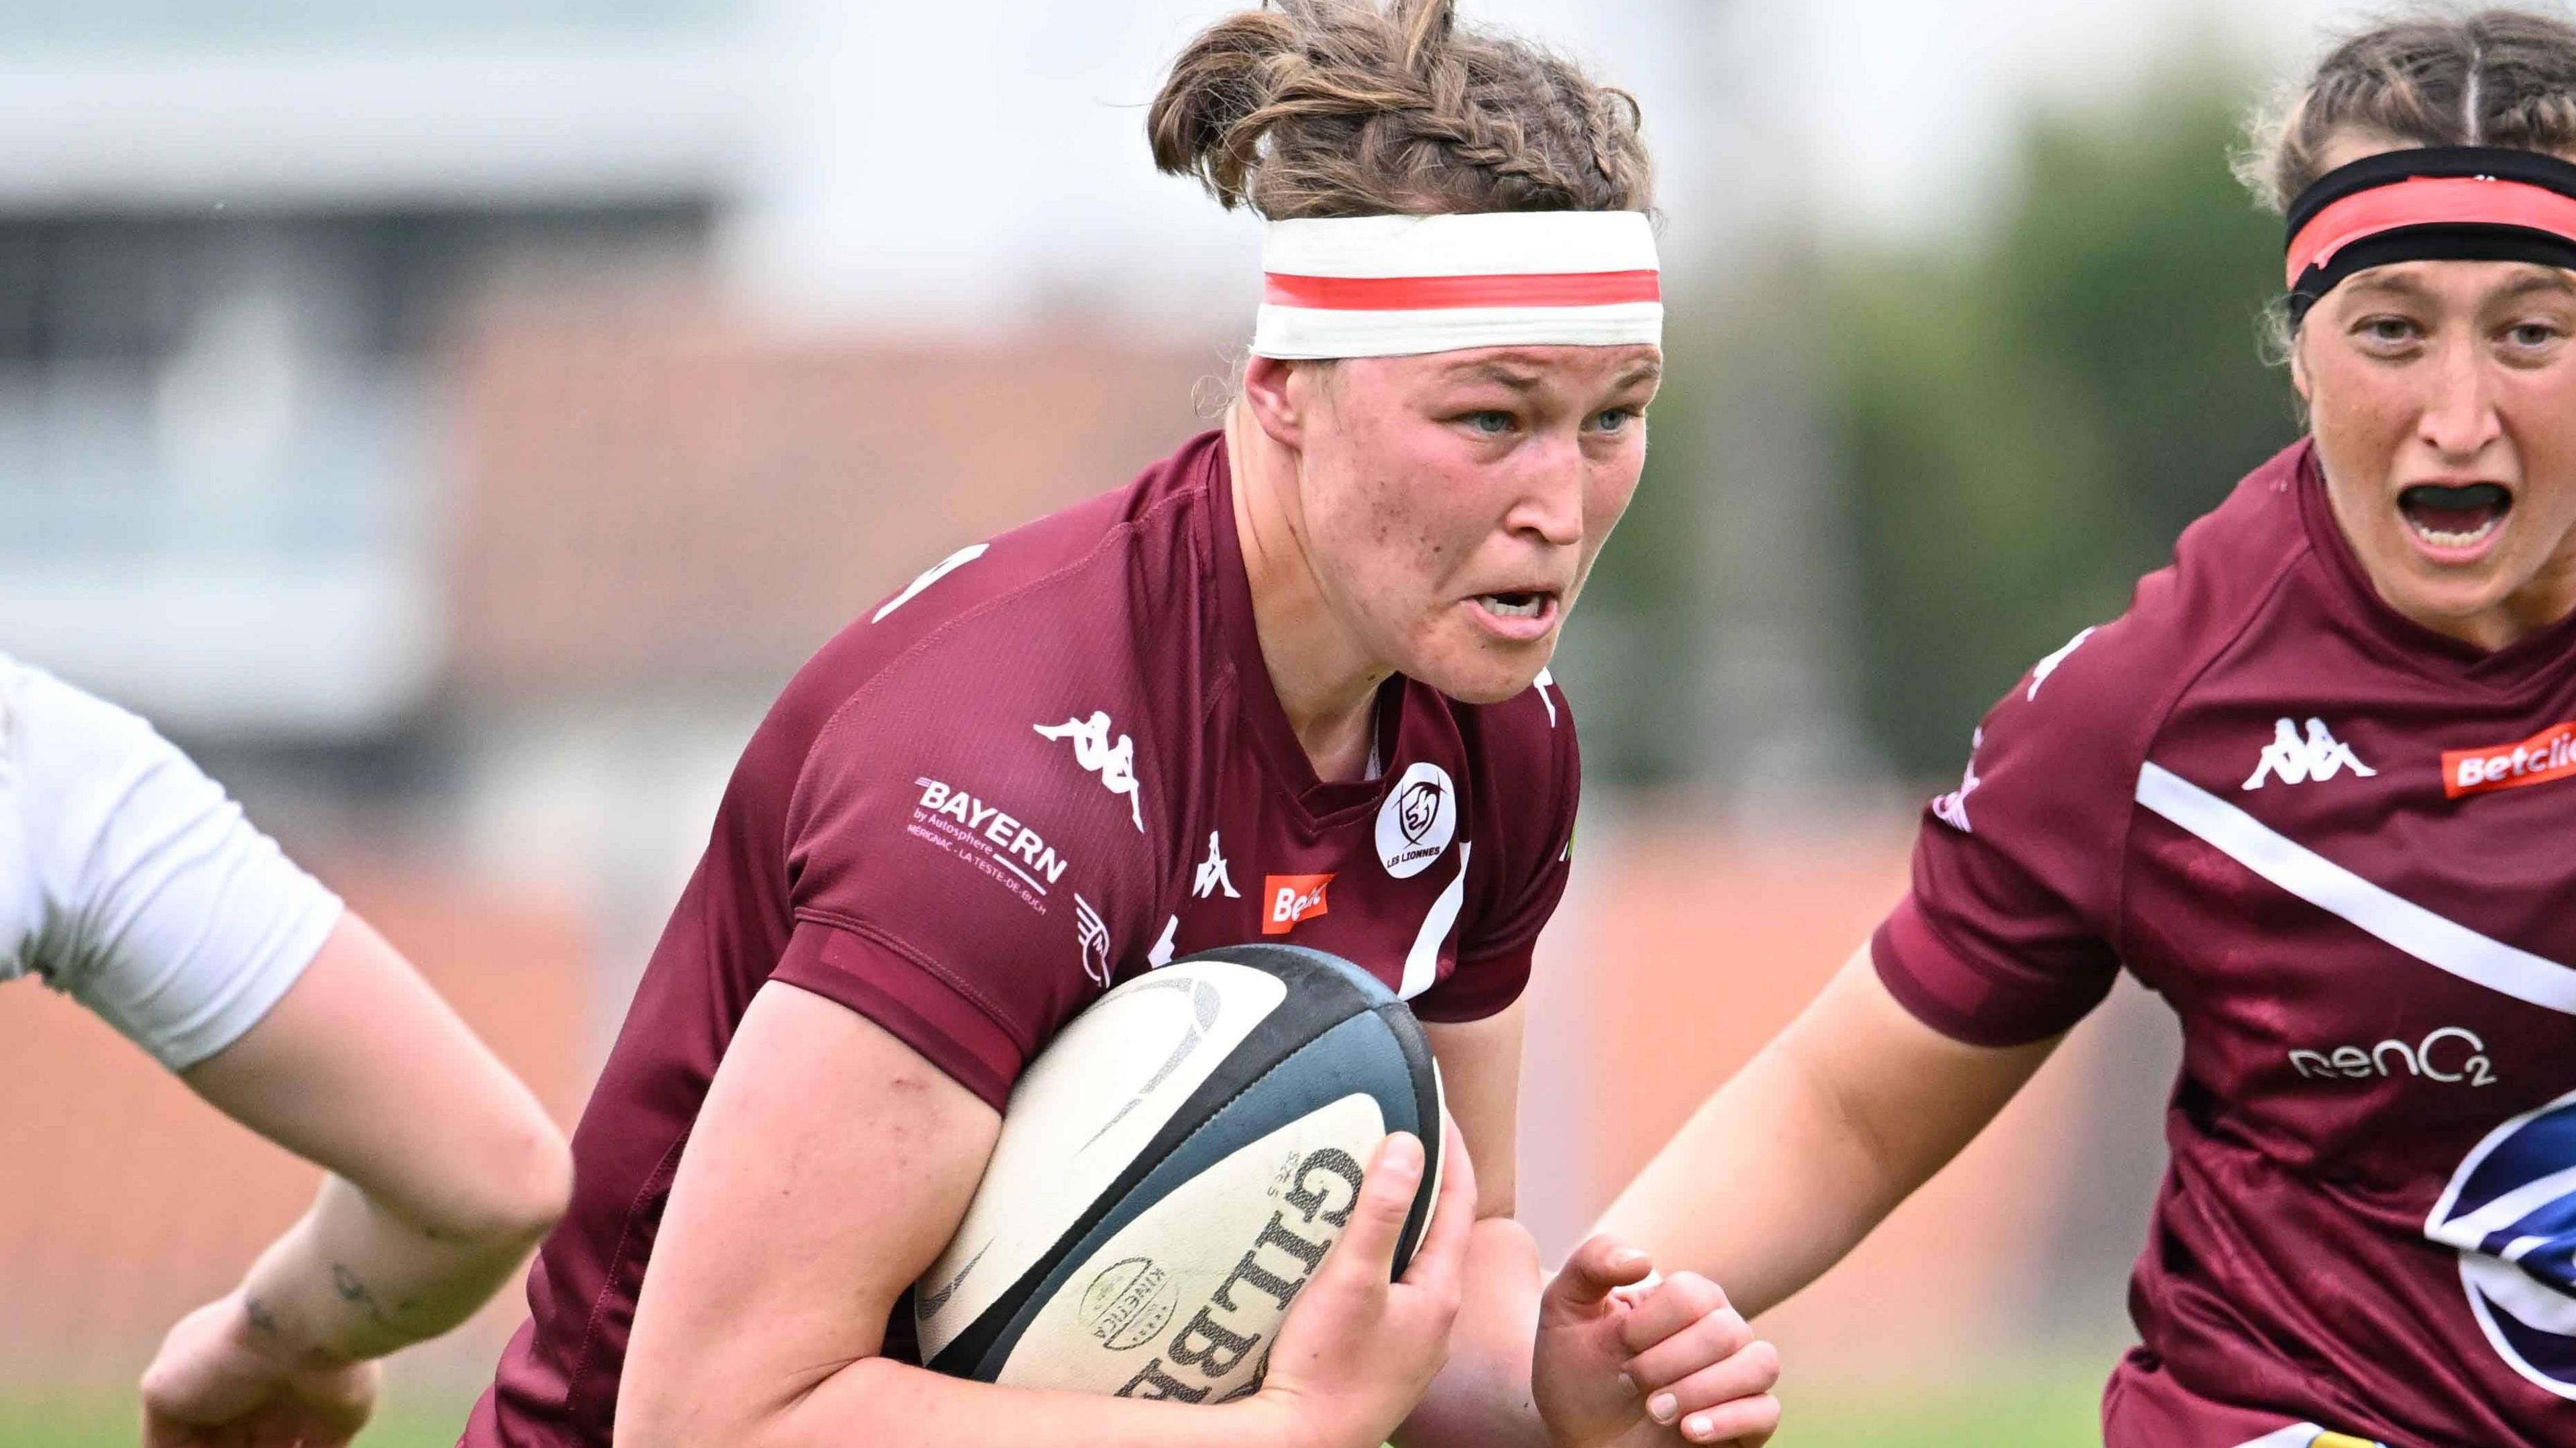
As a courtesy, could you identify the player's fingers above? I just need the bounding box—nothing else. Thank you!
[1615,1270,1731,1356]
[1624,1303,1756,1392]
[1640,1340,1780,1426]
[1541,1233,1656,1324]
[1672,1390,1780,1446]
[1318,1131,1426,1291]
[1399,1116,1478,1295]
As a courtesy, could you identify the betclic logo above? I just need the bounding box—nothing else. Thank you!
[1262,874,1334,935]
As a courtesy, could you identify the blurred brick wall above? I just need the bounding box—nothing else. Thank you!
[442,306,1226,693]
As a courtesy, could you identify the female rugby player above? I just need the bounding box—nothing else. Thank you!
[463,3,1779,1447]
[1599,9,2576,1447]
[0,653,569,1447]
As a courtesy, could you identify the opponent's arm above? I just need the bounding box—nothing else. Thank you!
[143,911,572,1441]
[616,979,1477,1448]
[1397,1005,1780,1448]
[1595,944,2059,1321]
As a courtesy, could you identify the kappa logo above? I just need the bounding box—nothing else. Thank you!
[1375,762,1458,879]
[2243,718,2377,791]
[2445,721,2576,799]
[1193,831,1240,899]
[1075,892,1114,987]
[1037,711,1146,832]
[1263,874,1334,935]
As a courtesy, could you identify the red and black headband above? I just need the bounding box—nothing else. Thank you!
[2285,146,2576,325]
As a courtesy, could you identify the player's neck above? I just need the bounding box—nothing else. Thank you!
[1226,406,1393,784]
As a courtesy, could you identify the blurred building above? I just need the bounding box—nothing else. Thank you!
[0,0,754,738]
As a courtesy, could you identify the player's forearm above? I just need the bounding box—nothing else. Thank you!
[231,1174,553,1364]
[1394,1218,1551,1448]
[1595,1041,1910,1320]
[619,1355,1298,1448]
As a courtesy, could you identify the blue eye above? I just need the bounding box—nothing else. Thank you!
[1464,410,1514,435]
[1593,408,1637,431]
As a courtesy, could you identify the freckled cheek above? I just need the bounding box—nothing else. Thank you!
[1336,469,1461,611]
[2503,376,2576,506]
[2312,378,2415,502]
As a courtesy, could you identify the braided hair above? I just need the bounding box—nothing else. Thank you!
[1148,0,1652,219]
[2241,6,2576,214]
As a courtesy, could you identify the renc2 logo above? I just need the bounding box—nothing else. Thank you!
[2288,1027,2496,1087]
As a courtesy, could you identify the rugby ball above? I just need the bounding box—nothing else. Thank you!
[914,943,1444,1402]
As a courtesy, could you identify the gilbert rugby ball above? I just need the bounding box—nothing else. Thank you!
[914,942,1443,1402]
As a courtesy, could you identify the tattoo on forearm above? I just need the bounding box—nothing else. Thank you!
[330,1264,398,1331]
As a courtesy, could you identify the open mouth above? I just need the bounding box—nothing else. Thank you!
[2398,482,2514,551]
[1477,590,1553,620]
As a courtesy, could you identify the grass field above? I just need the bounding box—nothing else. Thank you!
[0,1372,2107,1447]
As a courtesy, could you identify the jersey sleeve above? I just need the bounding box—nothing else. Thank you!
[1415,673,1580,1023]
[1872,629,2135,1047]
[772,653,1167,1111]
[5,664,343,1070]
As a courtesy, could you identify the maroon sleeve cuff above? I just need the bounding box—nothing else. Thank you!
[773,918,1026,1110]
[1408,946,1534,1023]
[1870,893,2107,1049]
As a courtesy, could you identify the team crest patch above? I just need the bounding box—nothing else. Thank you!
[1376,762,1456,879]
[2426,1085,2576,1400]
[2445,722,2576,799]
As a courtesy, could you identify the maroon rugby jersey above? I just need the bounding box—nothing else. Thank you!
[1877,441,2576,1448]
[462,431,1577,1447]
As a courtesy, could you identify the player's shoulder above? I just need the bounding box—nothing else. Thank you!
[1934,443,2316,848]
[778,434,1224,747]
[1994,443,2315,744]
[0,656,249,948]
[1451,668,1577,783]
[0,655,180,820]
[753,435,1226,876]
[1445,668,1580,862]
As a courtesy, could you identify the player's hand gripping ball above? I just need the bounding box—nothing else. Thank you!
[913,944,1446,1402]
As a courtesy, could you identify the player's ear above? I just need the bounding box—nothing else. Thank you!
[2288,327,2312,404]
[1240,355,1313,449]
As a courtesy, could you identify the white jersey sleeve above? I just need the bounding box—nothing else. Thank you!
[0,657,343,1070]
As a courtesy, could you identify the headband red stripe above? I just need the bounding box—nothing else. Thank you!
[1263,269,1662,311]
[2287,176,2576,288]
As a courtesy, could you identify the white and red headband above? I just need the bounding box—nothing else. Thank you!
[1252,211,1662,359]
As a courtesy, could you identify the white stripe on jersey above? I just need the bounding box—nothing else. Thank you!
[2229,1428,2324,1448]
[1401,842,1471,1001]
[2135,763,2576,1015]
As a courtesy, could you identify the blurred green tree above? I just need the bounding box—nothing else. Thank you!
[1833,61,2301,778]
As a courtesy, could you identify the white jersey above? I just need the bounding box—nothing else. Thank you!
[1,655,342,1069]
